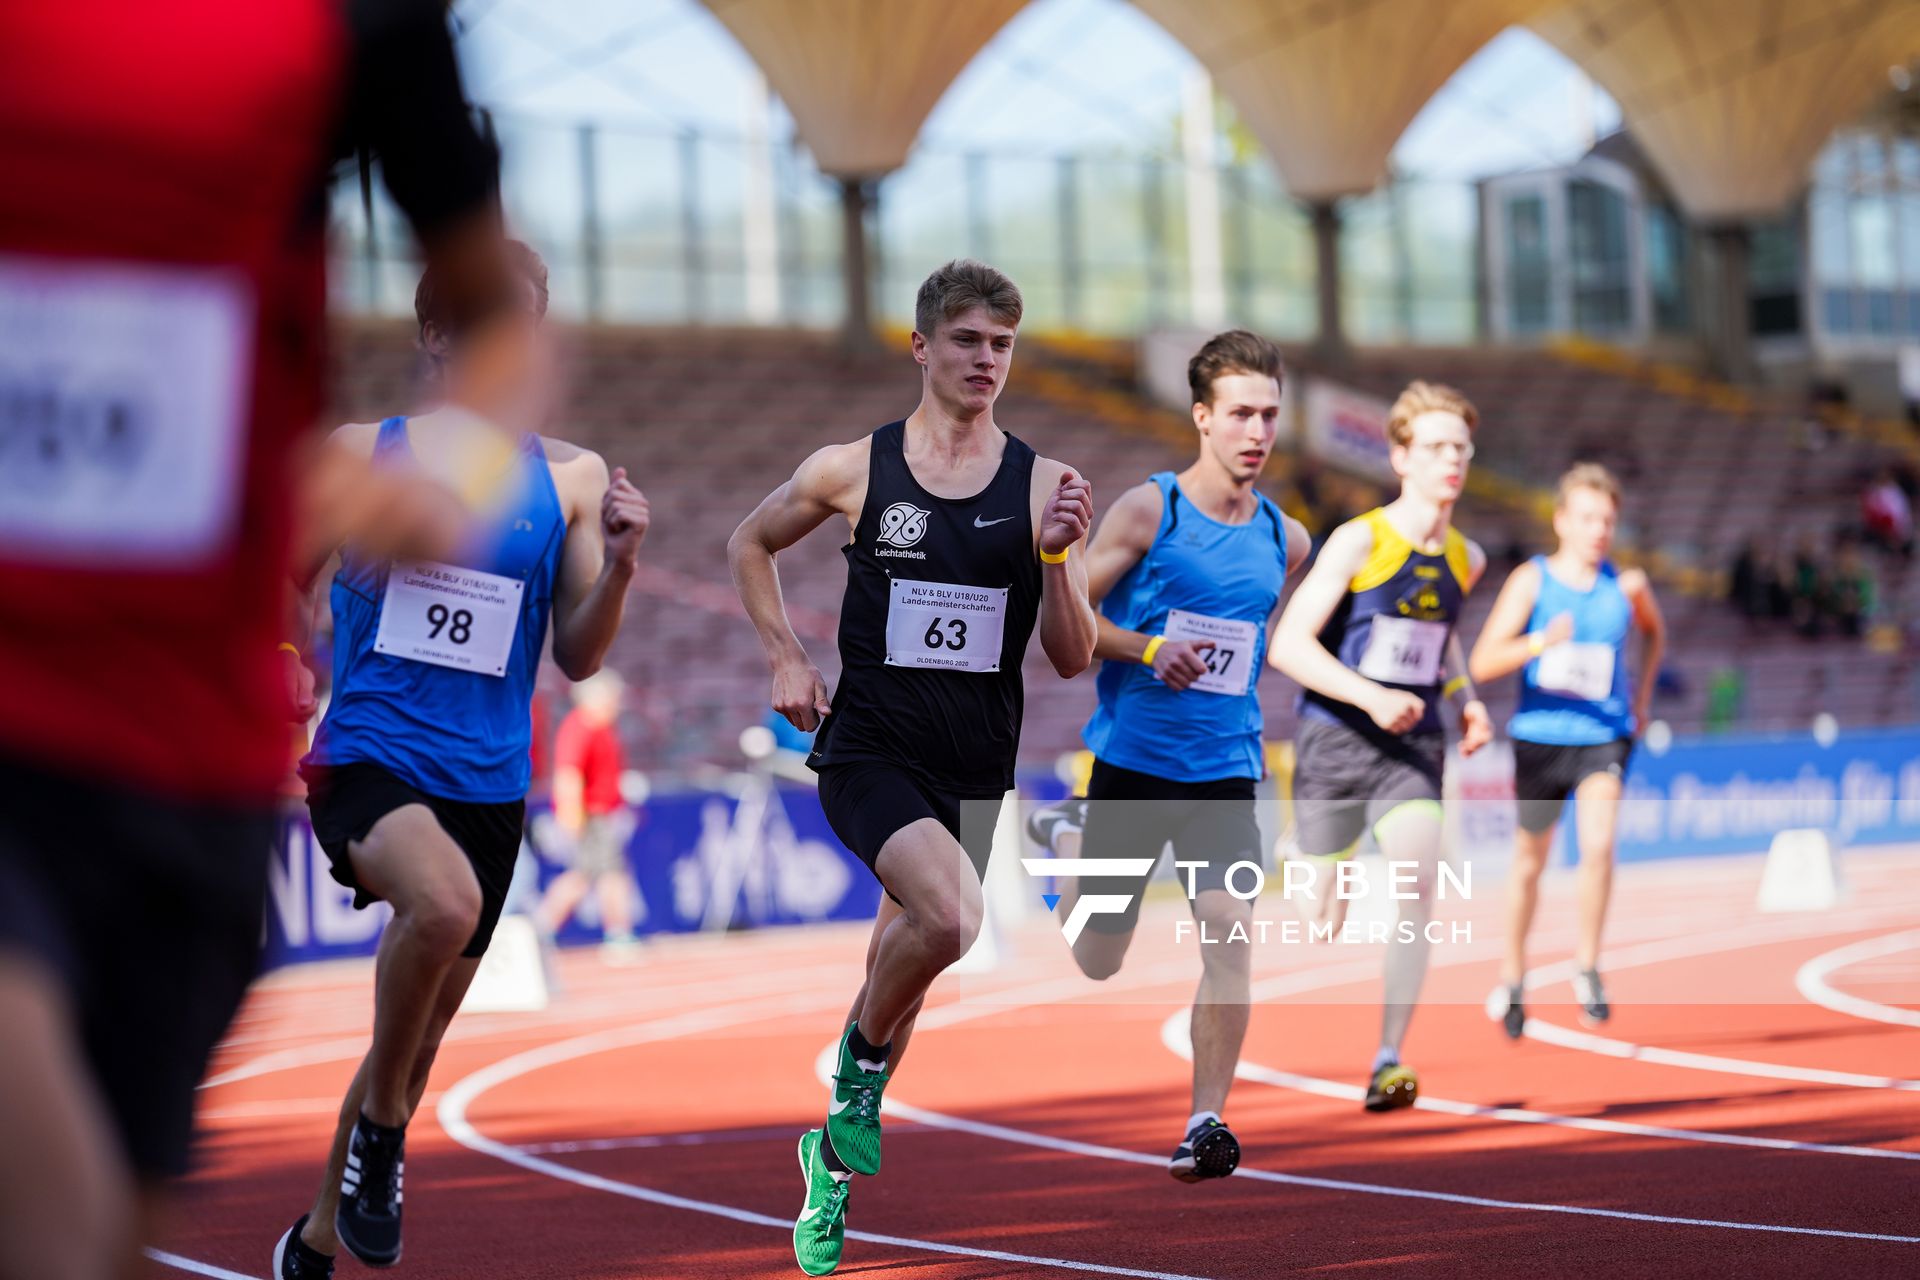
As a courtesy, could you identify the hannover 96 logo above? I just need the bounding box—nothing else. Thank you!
[877,502,929,549]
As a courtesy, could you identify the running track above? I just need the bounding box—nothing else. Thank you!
[153,849,1919,1278]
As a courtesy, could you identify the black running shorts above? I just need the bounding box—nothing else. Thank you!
[301,761,524,959]
[1290,718,1445,858]
[0,753,272,1178]
[816,761,1001,902]
[1076,759,1262,935]
[1512,737,1633,834]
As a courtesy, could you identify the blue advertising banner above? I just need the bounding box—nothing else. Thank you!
[259,728,1920,969]
[262,808,390,968]
[261,782,881,970]
[614,783,881,936]
[1615,726,1920,861]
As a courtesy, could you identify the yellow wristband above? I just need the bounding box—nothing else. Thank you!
[1141,635,1166,666]
[278,643,302,658]
[1039,544,1069,565]
[1443,675,1469,698]
[1526,632,1546,657]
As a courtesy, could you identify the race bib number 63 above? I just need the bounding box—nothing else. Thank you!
[884,578,1008,673]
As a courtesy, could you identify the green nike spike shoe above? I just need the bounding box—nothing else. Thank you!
[794,1129,850,1276]
[824,1027,889,1175]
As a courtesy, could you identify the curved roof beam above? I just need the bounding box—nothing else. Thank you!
[700,0,1029,177]
[1533,0,1920,220]
[1132,0,1553,201]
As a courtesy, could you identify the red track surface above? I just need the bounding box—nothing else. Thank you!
[153,851,1920,1279]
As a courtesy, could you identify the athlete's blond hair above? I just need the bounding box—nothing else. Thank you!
[1385,381,1478,448]
[1555,462,1622,509]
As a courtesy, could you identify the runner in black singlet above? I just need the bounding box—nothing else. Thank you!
[729,260,1096,1276]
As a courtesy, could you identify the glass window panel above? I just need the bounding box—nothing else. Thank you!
[1504,193,1551,334]
[1236,162,1313,339]
[1897,292,1920,336]
[1823,287,1855,334]
[596,130,691,323]
[1851,197,1897,287]
[1341,190,1400,343]
[1402,179,1476,343]
[1865,288,1894,334]
[1646,204,1689,333]
[1569,179,1630,335]
[1809,191,1851,283]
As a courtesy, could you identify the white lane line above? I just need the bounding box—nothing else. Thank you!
[436,999,1222,1280]
[1230,909,1920,1154]
[1521,1018,1920,1090]
[1162,1016,1920,1161]
[518,1123,927,1155]
[877,1097,1920,1245]
[143,1249,261,1280]
[201,962,852,1089]
[814,911,1920,1242]
[1795,929,1920,1030]
[815,1063,1920,1244]
[1517,911,1920,1091]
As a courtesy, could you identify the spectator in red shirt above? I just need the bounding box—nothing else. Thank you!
[1862,467,1914,560]
[535,672,641,956]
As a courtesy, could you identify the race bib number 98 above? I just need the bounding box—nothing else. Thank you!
[1536,641,1615,702]
[1357,615,1447,686]
[0,255,253,566]
[375,562,525,677]
[884,578,1008,673]
[1163,609,1259,696]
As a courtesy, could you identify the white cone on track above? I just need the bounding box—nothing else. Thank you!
[461,914,550,1012]
[1756,829,1843,913]
[951,790,1021,973]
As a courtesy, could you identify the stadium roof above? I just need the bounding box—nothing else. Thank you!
[703,0,1027,177]
[1133,0,1552,203]
[1533,0,1920,221]
[700,0,1919,217]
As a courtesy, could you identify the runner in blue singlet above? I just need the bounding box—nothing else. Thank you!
[272,244,650,1278]
[1470,463,1666,1038]
[1026,330,1308,1182]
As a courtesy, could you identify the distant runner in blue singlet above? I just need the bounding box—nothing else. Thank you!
[1270,380,1491,1114]
[276,244,651,1275]
[1469,463,1665,1039]
[1025,330,1308,1183]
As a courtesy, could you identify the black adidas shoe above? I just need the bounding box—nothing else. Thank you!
[272,1214,334,1279]
[1488,983,1526,1040]
[1573,968,1611,1026]
[1025,797,1089,852]
[335,1113,405,1267]
[1168,1117,1240,1182]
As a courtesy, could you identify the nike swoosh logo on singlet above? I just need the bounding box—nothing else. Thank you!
[973,514,1015,528]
